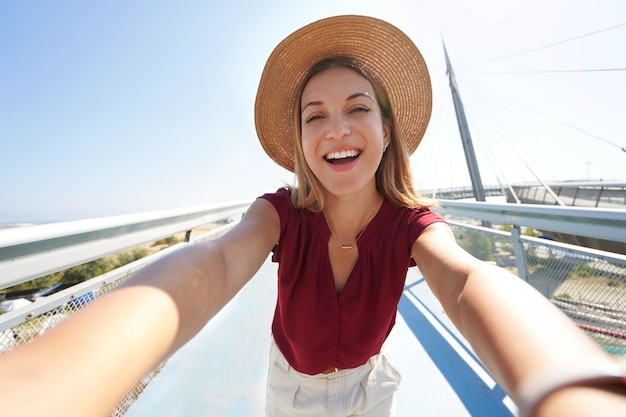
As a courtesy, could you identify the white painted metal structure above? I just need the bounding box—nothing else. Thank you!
[1,201,625,416]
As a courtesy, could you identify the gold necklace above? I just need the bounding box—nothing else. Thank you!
[323,208,378,250]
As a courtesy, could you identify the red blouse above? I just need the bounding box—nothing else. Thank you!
[260,188,446,375]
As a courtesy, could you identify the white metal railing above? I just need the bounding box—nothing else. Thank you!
[1,198,625,415]
[435,200,626,358]
[0,200,252,416]
[0,201,252,290]
[436,200,626,244]
[0,200,252,331]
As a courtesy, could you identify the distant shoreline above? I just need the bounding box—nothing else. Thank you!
[0,223,37,229]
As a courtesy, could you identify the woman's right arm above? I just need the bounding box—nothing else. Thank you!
[0,198,280,417]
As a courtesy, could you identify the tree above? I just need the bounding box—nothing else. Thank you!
[457,229,494,262]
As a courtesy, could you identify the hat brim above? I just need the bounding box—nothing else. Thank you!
[255,15,432,172]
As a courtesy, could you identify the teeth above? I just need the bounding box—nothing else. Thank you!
[326,149,359,160]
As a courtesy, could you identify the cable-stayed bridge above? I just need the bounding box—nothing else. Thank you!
[1,22,625,417]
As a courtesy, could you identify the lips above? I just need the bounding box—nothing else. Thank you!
[324,149,361,165]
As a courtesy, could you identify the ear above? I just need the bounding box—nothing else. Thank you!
[382,122,391,148]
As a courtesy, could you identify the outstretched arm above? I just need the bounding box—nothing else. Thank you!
[412,222,626,417]
[0,198,279,417]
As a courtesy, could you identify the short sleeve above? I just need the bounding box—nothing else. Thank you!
[407,207,447,266]
[258,187,293,262]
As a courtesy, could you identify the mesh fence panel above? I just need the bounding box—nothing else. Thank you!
[2,220,624,414]
[0,223,238,416]
[524,241,626,356]
[0,274,147,416]
[450,223,626,358]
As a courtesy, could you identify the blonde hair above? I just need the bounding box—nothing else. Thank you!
[289,58,433,211]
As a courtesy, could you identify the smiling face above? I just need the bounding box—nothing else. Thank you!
[300,66,390,199]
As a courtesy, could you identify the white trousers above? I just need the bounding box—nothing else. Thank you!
[266,338,401,417]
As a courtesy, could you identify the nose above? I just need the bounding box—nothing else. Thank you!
[326,114,351,141]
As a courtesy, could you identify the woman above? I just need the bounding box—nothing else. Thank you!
[0,15,624,417]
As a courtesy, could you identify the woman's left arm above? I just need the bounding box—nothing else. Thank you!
[411,222,626,417]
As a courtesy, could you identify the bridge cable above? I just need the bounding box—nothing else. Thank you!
[473,68,626,74]
[459,69,626,155]
[456,77,566,204]
[498,88,623,152]
[478,22,626,65]
[461,71,620,178]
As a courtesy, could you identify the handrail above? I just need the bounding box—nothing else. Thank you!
[0,223,237,330]
[0,201,252,290]
[3,199,623,291]
[2,197,624,417]
[436,200,626,243]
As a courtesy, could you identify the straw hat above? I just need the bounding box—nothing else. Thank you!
[254,15,432,172]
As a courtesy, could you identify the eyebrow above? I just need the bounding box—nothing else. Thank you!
[301,92,374,113]
[347,92,374,102]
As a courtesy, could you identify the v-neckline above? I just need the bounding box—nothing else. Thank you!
[327,242,360,297]
[321,198,386,297]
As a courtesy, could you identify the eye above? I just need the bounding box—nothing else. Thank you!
[350,106,370,114]
[304,114,324,124]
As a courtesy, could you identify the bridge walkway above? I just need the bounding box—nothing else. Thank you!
[125,257,517,417]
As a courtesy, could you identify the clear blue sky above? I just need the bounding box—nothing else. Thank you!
[1,0,624,223]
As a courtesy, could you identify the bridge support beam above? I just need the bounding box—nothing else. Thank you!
[510,226,529,281]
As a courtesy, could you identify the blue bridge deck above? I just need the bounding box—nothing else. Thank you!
[125,258,518,417]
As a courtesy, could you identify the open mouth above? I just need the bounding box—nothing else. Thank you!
[324,149,361,165]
